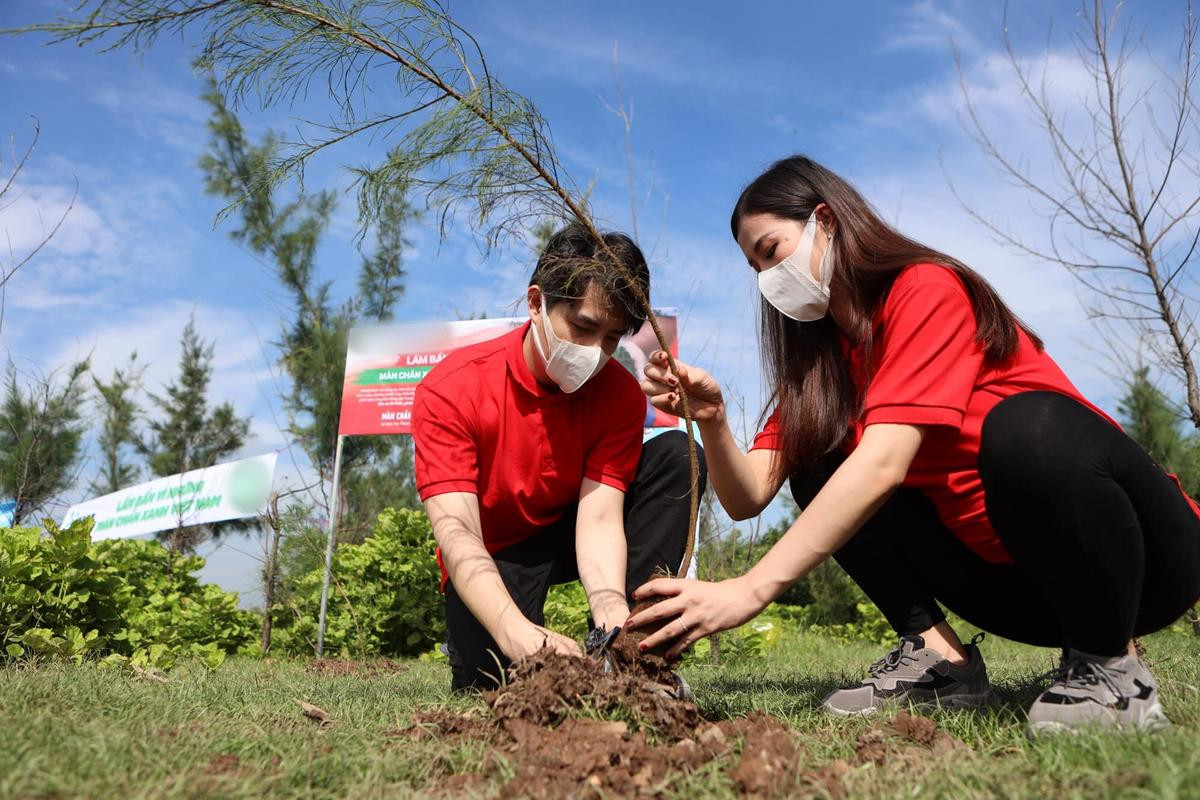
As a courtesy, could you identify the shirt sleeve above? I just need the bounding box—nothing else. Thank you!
[750,408,783,451]
[862,271,985,430]
[584,375,645,492]
[412,381,479,499]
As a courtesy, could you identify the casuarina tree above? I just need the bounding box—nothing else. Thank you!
[139,315,251,550]
[198,83,419,540]
[0,360,89,525]
[90,353,145,497]
[12,0,704,560]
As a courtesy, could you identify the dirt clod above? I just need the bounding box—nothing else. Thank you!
[730,713,801,798]
[854,711,971,768]
[891,710,969,754]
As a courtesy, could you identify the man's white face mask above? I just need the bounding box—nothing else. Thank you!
[531,294,609,393]
[756,211,835,322]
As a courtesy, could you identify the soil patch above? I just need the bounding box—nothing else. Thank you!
[306,658,408,677]
[853,710,971,768]
[204,753,242,775]
[390,646,970,797]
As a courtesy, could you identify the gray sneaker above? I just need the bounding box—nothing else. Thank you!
[1026,650,1171,736]
[822,634,993,717]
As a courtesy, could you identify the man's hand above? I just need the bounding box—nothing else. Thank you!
[498,619,584,661]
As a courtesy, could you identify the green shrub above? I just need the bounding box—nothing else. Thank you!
[544,580,590,641]
[271,508,445,658]
[0,518,258,668]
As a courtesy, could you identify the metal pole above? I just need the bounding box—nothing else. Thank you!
[316,434,345,657]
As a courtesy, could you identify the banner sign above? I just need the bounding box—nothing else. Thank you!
[61,453,278,541]
[339,311,680,436]
[0,499,14,528]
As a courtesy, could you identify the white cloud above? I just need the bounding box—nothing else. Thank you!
[43,299,266,410]
[1,156,201,317]
[880,0,979,53]
[89,77,210,153]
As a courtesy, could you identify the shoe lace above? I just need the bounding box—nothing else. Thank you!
[867,639,917,677]
[1042,657,1125,699]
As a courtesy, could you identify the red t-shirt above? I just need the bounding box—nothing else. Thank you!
[413,322,646,583]
[752,263,1137,564]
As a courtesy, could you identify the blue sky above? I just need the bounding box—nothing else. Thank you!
[1,1,1189,603]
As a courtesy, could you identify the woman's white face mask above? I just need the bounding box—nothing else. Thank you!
[531,295,609,393]
[756,211,835,322]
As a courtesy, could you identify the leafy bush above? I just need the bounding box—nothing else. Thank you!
[544,580,590,641]
[271,508,445,658]
[0,518,259,668]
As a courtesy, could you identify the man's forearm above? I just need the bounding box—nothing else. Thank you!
[440,528,523,636]
[425,493,527,644]
[576,520,629,629]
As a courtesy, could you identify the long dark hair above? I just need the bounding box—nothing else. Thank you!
[731,155,1042,475]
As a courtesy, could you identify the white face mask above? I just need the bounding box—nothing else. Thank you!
[530,294,610,393]
[756,212,835,322]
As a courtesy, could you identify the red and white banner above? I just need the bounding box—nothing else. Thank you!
[338,312,680,436]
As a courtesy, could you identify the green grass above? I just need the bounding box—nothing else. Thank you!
[2,629,1198,799]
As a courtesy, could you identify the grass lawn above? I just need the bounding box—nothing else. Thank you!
[2,627,1198,799]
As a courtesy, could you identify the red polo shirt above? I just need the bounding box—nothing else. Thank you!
[752,263,1159,563]
[413,322,645,583]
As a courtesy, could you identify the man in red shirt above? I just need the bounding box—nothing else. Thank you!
[412,224,705,691]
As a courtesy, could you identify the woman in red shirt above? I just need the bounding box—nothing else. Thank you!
[627,155,1200,734]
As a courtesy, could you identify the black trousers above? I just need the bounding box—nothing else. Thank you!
[444,430,706,690]
[792,391,1200,657]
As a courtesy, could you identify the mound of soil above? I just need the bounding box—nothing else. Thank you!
[393,644,970,798]
[485,643,700,738]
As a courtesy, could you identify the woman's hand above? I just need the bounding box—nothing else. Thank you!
[624,575,767,660]
[498,619,583,661]
[641,350,725,423]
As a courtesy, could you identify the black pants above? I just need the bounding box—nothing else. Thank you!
[792,391,1200,657]
[444,430,706,690]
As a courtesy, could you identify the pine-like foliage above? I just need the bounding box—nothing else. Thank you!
[11,0,702,549]
[139,316,252,550]
[1118,366,1200,498]
[198,83,419,536]
[90,354,144,497]
[0,361,89,525]
[141,316,250,479]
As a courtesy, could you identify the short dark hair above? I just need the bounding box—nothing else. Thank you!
[529,223,650,335]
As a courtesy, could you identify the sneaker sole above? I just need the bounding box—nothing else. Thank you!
[1026,702,1173,738]
[823,689,995,718]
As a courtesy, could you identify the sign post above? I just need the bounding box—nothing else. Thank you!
[315,435,345,658]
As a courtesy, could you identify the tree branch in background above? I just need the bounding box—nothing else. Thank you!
[952,0,1200,428]
[138,315,251,551]
[0,118,77,337]
[11,0,702,556]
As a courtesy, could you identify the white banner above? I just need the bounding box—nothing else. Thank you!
[61,453,278,541]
